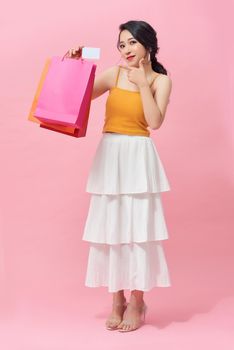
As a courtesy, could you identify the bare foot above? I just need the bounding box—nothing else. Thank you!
[117,300,145,331]
[105,297,127,329]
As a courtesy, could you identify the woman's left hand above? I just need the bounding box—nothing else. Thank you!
[126,58,149,88]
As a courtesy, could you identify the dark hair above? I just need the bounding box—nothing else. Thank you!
[117,20,168,75]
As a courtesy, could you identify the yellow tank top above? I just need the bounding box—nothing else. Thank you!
[102,65,156,137]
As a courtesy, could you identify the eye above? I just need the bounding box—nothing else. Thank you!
[119,40,136,49]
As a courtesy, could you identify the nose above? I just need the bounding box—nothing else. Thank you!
[124,45,132,56]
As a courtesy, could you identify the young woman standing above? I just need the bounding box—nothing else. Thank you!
[67,20,172,332]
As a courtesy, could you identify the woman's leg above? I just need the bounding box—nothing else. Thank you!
[117,289,145,331]
[129,290,144,306]
[105,290,127,329]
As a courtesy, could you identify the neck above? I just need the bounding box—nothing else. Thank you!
[143,61,153,75]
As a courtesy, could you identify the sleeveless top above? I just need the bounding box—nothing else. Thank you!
[102,65,157,137]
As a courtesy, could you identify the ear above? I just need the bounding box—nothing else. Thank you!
[139,57,145,67]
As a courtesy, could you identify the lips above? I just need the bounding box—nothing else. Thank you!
[127,55,135,59]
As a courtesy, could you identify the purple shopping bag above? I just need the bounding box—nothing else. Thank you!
[34,52,96,130]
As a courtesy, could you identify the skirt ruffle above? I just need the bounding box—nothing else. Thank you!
[82,192,169,244]
[85,241,171,292]
[85,133,170,194]
[82,132,171,292]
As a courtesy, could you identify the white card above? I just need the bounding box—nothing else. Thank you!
[81,47,101,60]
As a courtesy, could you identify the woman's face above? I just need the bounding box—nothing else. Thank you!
[118,29,148,67]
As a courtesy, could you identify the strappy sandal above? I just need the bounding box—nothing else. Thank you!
[117,301,147,332]
[105,299,128,330]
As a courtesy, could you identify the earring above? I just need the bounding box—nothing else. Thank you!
[148,48,152,62]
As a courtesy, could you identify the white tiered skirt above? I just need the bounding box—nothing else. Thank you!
[82,132,171,292]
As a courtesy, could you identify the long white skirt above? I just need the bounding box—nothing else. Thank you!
[82,132,171,292]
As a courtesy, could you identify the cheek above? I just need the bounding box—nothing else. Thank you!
[135,45,144,56]
[135,44,141,51]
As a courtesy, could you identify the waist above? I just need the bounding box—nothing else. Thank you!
[102,128,150,137]
[102,121,150,137]
[100,132,153,151]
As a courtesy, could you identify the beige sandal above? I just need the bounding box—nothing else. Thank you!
[106,299,128,330]
[118,302,147,332]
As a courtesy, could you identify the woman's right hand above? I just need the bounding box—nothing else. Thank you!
[65,46,84,59]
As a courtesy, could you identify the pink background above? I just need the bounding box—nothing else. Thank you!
[0,0,233,348]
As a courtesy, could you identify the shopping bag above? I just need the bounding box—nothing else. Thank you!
[28,57,80,137]
[34,54,96,127]
[28,58,51,124]
[28,50,96,137]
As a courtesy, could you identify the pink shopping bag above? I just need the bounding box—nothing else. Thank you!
[33,52,96,135]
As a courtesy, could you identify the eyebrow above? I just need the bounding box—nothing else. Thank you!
[119,37,135,44]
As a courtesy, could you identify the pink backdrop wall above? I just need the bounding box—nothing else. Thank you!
[0,0,233,348]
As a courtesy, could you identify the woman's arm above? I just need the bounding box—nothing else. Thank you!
[139,75,172,129]
[91,66,116,100]
[66,47,115,100]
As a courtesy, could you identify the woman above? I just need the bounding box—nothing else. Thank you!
[67,20,172,332]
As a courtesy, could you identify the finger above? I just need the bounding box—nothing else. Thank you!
[74,47,83,56]
[74,46,83,53]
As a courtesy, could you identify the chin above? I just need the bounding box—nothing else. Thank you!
[127,60,138,66]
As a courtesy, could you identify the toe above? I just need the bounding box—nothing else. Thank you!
[117,321,124,329]
[119,322,126,330]
[124,324,128,331]
[106,319,115,328]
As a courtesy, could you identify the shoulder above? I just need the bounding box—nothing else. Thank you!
[94,65,120,90]
[107,64,128,76]
[103,64,121,77]
[153,73,172,87]
[100,65,123,89]
[152,73,172,96]
[102,65,122,75]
